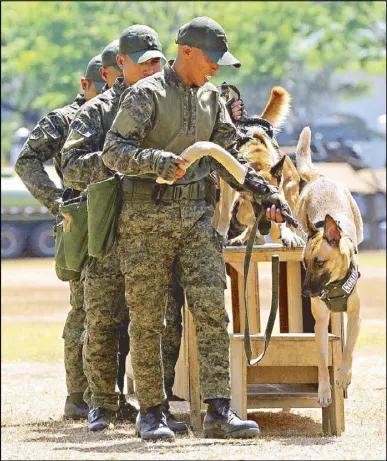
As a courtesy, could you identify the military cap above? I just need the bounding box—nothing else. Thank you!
[102,39,121,71]
[85,54,105,93]
[176,16,240,68]
[119,25,166,64]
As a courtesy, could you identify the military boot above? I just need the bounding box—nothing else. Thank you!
[63,393,89,420]
[161,400,189,433]
[203,398,260,438]
[87,407,115,432]
[135,405,175,441]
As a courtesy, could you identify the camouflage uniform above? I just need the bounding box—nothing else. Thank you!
[15,94,88,398]
[101,63,246,410]
[61,77,184,411]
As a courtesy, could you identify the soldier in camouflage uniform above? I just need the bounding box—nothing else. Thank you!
[62,26,187,434]
[101,17,295,441]
[14,55,106,420]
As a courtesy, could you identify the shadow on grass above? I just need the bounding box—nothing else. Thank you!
[19,410,336,453]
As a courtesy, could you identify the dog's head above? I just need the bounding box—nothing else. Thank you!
[302,214,355,297]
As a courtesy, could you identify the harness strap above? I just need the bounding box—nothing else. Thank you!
[243,210,280,365]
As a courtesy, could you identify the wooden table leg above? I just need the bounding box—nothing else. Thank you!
[187,308,202,431]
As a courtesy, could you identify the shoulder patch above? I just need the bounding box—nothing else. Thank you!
[39,117,61,139]
[70,119,97,138]
[29,126,44,140]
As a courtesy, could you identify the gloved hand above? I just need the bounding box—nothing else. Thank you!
[226,95,246,121]
[152,151,187,182]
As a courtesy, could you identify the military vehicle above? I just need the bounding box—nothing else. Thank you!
[1,167,59,258]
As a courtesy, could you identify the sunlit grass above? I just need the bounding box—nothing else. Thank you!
[1,322,64,362]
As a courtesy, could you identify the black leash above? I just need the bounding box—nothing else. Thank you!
[243,210,280,365]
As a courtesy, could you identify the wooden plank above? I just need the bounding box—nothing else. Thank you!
[172,300,189,400]
[279,262,289,333]
[230,337,247,418]
[236,263,260,334]
[247,397,322,409]
[247,366,318,384]
[227,264,241,333]
[230,334,338,367]
[287,262,303,332]
[224,244,304,263]
[328,338,345,435]
[188,307,202,431]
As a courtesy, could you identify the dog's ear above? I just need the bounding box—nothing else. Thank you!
[269,155,286,183]
[323,214,342,245]
[306,214,317,236]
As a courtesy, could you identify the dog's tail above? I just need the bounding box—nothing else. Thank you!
[295,126,322,182]
[260,86,291,129]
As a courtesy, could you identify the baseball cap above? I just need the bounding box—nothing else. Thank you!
[119,25,166,64]
[101,39,121,71]
[175,16,241,68]
[84,55,105,93]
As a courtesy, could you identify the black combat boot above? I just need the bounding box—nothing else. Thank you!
[116,394,138,423]
[161,400,189,433]
[87,407,115,432]
[135,405,175,441]
[203,398,260,438]
[63,393,89,420]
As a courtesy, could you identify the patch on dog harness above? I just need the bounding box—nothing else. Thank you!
[319,264,360,312]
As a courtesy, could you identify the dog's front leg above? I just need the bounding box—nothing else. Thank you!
[336,286,361,389]
[279,223,305,248]
[311,298,332,407]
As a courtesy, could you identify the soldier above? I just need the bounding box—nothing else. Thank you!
[101,16,295,441]
[61,26,187,434]
[14,55,106,420]
[99,39,123,90]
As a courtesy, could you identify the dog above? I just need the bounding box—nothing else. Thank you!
[294,126,363,407]
[214,86,304,248]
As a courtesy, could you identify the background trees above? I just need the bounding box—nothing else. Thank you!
[1,1,386,164]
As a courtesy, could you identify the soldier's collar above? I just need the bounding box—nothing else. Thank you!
[112,77,126,95]
[164,62,198,92]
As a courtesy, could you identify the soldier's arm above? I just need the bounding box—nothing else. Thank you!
[102,87,165,175]
[14,113,65,215]
[61,104,111,191]
[208,99,247,192]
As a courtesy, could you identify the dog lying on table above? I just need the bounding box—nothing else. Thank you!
[294,126,363,407]
[214,86,304,248]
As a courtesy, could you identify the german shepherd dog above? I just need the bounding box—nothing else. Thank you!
[294,127,363,406]
[214,87,304,248]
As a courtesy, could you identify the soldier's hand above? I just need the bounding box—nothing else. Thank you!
[153,152,189,182]
[230,95,244,121]
[262,188,295,228]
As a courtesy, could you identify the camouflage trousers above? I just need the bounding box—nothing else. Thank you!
[117,198,231,411]
[62,278,88,396]
[82,243,184,411]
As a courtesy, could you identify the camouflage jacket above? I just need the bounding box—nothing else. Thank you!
[15,93,86,215]
[102,63,246,191]
[61,78,126,191]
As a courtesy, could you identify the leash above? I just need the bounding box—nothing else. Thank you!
[243,210,279,365]
[242,208,303,365]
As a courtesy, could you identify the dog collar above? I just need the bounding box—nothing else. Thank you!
[319,263,361,312]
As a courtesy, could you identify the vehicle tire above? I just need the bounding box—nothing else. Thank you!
[1,223,27,258]
[29,221,55,257]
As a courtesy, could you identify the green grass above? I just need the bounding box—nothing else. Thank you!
[1,322,64,362]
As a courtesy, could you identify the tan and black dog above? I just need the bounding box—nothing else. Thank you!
[294,127,363,407]
[214,87,304,248]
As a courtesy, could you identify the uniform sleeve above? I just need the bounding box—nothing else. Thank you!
[61,104,111,191]
[102,87,163,175]
[14,113,65,215]
[209,99,247,192]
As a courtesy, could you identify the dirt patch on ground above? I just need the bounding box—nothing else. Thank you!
[1,252,386,459]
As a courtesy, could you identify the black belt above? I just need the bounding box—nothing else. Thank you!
[121,177,208,202]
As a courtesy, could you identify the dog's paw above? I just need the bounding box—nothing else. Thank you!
[318,381,332,407]
[227,236,245,246]
[280,228,305,248]
[336,367,352,389]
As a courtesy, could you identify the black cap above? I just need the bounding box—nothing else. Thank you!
[176,17,240,67]
[85,55,105,92]
[101,39,121,71]
[119,25,166,63]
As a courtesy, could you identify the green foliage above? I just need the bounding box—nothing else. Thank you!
[1,1,385,144]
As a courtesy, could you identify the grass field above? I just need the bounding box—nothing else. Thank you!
[1,251,386,460]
